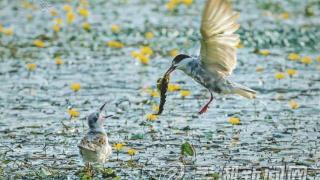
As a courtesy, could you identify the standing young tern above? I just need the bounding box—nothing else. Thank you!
[78,103,113,163]
[164,0,256,114]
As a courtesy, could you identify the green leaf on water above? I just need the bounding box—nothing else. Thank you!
[2,160,10,164]
[101,168,117,178]
[81,174,92,180]
[181,141,195,156]
[130,133,144,140]
[40,167,52,176]
[206,172,220,180]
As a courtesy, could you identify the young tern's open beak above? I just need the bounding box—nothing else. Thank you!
[99,102,107,112]
[102,115,113,119]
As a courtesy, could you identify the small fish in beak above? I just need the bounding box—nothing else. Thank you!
[155,69,171,115]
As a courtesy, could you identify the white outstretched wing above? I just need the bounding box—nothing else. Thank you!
[200,0,240,77]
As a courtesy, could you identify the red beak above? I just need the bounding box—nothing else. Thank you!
[165,65,176,76]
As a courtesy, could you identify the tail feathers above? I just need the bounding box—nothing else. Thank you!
[232,84,257,99]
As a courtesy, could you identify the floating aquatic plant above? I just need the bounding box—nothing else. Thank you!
[180,90,191,98]
[228,117,241,125]
[66,12,76,24]
[33,40,45,48]
[127,148,137,160]
[63,4,73,12]
[107,40,124,49]
[275,72,285,80]
[82,22,91,31]
[287,53,300,61]
[289,100,299,110]
[181,141,195,157]
[113,143,124,161]
[55,57,63,66]
[77,7,90,17]
[26,63,37,71]
[168,84,181,92]
[300,56,313,65]
[68,108,80,118]
[169,49,179,57]
[286,69,297,77]
[71,83,81,92]
[146,114,158,121]
[111,24,120,33]
[144,32,154,39]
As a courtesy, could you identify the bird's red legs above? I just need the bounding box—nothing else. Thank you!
[198,92,214,114]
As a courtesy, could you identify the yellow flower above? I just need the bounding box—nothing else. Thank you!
[300,56,312,65]
[171,0,181,3]
[52,24,61,32]
[287,53,300,61]
[149,90,159,97]
[131,51,140,58]
[279,12,289,20]
[63,4,73,12]
[145,32,154,39]
[107,40,124,49]
[132,47,153,65]
[259,49,270,56]
[127,149,137,156]
[166,2,177,11]
[169,49,179,57]
[54,18,63,25]
[140,46,153,56]
[50,9,58,16]
[228,117,241,125]
[146,114,158,121]
[2,28,14,36]
[286,69,297,77]
[68,108,80,118]
[289,100,299,110]
[22,1,35,9]
[275,72,285,80]
[182,0,193,6]
[79,0,89,7]
[168,84,181,92]
[317,56,320,63]
[33,40,45,48]
[77,7,89,17]
[136,54,150,65]
[26,63,37,71]
[66,12,76,24]
[55,57,63,65]
[70,83,81,92]
[113,143,124,151]
[152,104,160,112]
[180,90,190,97]
[111,24,120,33]
[255,67,264,73]
[82,22,91,30]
